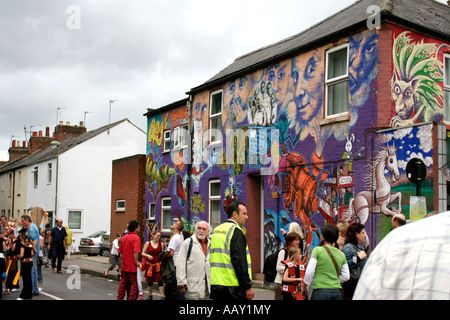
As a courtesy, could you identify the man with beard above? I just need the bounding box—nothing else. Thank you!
[176,221,211,300]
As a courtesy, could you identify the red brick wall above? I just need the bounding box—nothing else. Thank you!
[246,175,261,274]
[377,23,393,127]
[110,154,147,249]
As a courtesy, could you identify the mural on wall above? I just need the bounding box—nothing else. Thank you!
[186,29,380,262]
[372,123,435,241]
[390,31,448,127]
[344,144,401,225]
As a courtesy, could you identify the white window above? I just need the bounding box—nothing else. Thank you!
[163,130,171,153]
[445,54,450,122]
[47,163,52,184]
[325,43,349,118]
[173,124,188,150]
[209,180,221,228]
[68,210,82,230]
[33,167,38,188]
[116,200,126,212]
[209,90,223,144]
[148,202,156,220]
[161,197,171,232]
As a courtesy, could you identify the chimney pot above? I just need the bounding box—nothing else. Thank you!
[12,140,16,147]
[66,121,70,126]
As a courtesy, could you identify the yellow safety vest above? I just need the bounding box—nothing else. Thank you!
[210,221,252,287]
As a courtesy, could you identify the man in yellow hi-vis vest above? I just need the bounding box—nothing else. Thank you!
[210,200,254,300]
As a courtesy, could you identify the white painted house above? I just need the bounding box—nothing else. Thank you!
[0,119,146,251]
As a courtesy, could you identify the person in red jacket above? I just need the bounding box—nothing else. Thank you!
[117,220,141,300]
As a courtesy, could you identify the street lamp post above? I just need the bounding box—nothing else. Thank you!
[51,141,61,221]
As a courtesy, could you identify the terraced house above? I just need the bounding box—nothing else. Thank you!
[144,0,450,274]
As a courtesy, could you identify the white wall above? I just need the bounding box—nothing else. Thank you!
[57,121,146,250]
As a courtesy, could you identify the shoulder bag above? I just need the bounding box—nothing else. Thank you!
[323,245,344,298]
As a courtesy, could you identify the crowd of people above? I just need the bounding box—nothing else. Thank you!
[108,200,421,301]
[2,204,444,301]
[0,214,74,300]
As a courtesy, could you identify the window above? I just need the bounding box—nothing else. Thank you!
[68,210,82,230]
[209,180,221,228]
[209,90,223,144]
[325,44,349,117]
[33,167,38,188]
[47,163,52,184]
[445,54,450,122]
[163,130,171,152]
[148,202,156,220]
[161,197,171,231]
[173,124,188,150]
[116,200,126,212]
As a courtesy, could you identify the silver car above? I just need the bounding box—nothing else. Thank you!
[79,231,107,256]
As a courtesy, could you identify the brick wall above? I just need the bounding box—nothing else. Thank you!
[376,23,393,127]
[110,154,147,250]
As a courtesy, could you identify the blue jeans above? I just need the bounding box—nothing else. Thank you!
[311,288,343,300]
[32,254,39,294]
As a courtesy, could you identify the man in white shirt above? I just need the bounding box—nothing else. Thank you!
[353,211,450,300]
[165,219,185,300]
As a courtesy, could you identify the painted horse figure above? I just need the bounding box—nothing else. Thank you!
[344,145,401,224]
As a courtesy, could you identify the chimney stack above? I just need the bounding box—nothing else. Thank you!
[53,120,87,142]
[29,126,54,154]
[8,139,30,162]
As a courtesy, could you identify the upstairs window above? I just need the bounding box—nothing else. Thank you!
[163,130,171,153]
[173,124,188,150]
[210,90,223,144]
[325,43,349,118]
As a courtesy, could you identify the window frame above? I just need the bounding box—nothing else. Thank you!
[161,197,172,232]
[33,166,39,188]
[209,89,223,145]
[163,129,171,153]
[148,202,156,220]
[173,124,189,150]
[47,163,52,184]
[325,43,350,119]
[116,200,126,212]
[67,209,82,231]
[208,179,221,228]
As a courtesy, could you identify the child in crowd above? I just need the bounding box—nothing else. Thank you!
[281,246,305,300]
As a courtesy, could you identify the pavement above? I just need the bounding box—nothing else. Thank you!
[61,253,274,298]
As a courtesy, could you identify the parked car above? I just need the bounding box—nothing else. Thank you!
[79,231,107,256]
[99,232,111,257]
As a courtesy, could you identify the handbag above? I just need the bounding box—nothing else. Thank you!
[323,245,344,298]
[38,255,49,266]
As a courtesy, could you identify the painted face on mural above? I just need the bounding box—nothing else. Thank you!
[286,50,324,128]
[348,30,378,109]
[264,62,289,105]
[226,77,249,126]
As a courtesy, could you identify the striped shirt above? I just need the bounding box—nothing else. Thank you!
[353,211,450,300]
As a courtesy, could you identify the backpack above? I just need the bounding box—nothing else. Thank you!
[263,248,287,283]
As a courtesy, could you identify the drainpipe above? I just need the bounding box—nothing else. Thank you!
[186,95,193,223]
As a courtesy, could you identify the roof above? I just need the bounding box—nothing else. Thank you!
[0,118,131,173]
[144,97,189,118]
[188,0,450,94]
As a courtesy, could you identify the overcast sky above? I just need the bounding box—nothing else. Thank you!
[0,0,447,161]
